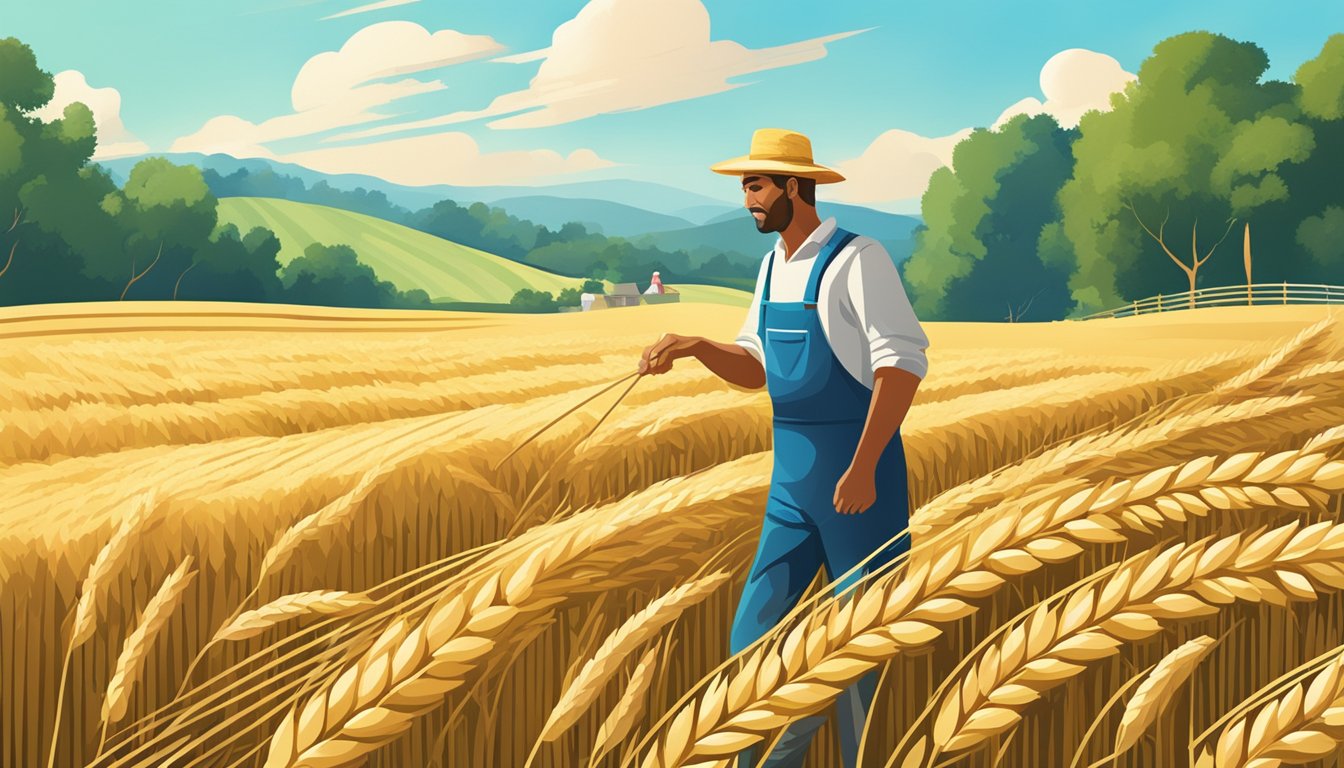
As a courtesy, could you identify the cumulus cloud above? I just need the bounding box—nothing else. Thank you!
[171,21,501,155]
[282,132,617,186]
[30,70,150,160]
[830,128,973,208]
[992,48,1136,129]
[321,0,420,20]
[834,48,1135,209]
[332,0,867,140]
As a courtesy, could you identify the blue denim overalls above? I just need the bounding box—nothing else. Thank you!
[728,227,911,768]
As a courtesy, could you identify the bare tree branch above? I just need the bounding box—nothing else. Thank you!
[173,261,197,300]
[1126,201,1190,275]
[0,239,15,280]
[121,240,163,300]
[1196,217,1237,268]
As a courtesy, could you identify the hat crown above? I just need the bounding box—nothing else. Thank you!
[749,128,814,163]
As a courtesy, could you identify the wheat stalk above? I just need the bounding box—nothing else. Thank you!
[632,430,1344,767]
[591,646,662,766]
[541,571,732,742]
[214,591,375,642]
[102,557,197,727]
[262,461,767,768]
[1206,646,1344,766]
[931,517,1344,756]
[1115,635,1218,753]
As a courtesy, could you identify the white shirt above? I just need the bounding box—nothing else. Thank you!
[735,216,930,387]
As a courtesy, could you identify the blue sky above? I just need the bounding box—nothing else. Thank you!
[8,0,1344,211]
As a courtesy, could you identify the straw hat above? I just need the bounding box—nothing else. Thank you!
[710,128,845,184]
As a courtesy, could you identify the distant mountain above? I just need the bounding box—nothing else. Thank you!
[673,203,740,225]
[93,153,734,216]
[638,203,922,266]
[487,196,693,237]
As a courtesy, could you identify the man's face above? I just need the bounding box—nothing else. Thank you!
[742,175,793,233]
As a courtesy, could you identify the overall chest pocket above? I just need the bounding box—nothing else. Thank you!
[765,328,809,379]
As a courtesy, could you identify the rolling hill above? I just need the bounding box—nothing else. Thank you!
[216,197,751,306]
[486,195,694,236]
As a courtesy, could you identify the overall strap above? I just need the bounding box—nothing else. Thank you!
[757,248,775,335]
[804,228,858,306]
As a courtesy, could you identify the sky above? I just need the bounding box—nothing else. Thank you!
[8,0,1344,212]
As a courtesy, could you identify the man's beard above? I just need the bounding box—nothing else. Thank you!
[754,195,793,233]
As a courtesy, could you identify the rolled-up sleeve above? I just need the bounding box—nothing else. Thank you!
[846,240,930,380]
[734,253,770,367]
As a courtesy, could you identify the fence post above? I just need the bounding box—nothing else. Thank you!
[1156,293,1162,312]
[1132,299,1138,316]
[1283,281,1288,305]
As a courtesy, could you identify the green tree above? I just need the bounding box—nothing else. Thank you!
[509,288,557,313]
[282,242,428,309]
[1059,32,1311,313]
[557,287,582,307]
[903,113,1077,321]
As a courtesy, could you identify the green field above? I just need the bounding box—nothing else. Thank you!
[217,197,752,308]
[217,197,581,303]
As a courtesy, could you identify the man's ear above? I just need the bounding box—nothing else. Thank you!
[786,176,798,200]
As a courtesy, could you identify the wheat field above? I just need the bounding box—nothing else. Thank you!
[3,299,1343,768]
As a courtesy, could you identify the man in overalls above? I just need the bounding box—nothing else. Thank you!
[638,128,929,767]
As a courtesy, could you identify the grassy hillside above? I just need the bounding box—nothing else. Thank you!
[217,197,580,303]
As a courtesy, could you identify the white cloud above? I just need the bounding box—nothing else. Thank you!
[834,48,1135,209]
[30,70,149,160]
[282,131,617,186]
[331,0,868,140]
[992,48,1136,130]
[831,128,973,208]
[321,0,420,20]
[171,21,502,154]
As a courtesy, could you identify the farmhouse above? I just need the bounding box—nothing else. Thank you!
[580,272,681,311]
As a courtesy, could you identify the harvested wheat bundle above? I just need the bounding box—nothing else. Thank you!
[630,428,1344,767]
[101,557,197,727]
[541,571,732,742]
[929,518,1344,757]
[213,591,374,642]
[1201,645,1344,767]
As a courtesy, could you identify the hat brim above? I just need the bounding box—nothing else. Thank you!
[709,156,845,184]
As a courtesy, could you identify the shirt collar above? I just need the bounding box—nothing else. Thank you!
[774,217,838,262]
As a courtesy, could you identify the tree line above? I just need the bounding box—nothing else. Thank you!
[903,31,1344,321]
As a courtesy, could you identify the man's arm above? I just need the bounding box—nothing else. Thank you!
[834,240,930,514]
[638,334,765,390]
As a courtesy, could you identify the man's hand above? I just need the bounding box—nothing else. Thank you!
[639,333,699,375]
[834,461,877,514]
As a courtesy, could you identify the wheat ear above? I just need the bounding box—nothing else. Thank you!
[1207,645,1344,766]
[1114,635,1218,753]
[591,647,662,766]
[259,467,384,580]
[633,430,1344,767]
[541,571,732,742]
[931,518,1344,755]
[213,591,374,642]
[72,493,160,647]
[102,557,197,727]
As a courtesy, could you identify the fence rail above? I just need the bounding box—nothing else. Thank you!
[1078,282,1344,320]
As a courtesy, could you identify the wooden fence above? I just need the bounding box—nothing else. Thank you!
[1079,282,1344,319]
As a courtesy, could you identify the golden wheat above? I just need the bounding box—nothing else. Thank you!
[1115,635,1218,754]
[1204,646,1344,766]
[102,557,197,725]
[634,430,1344,766]
[592,646,663,765]
[214,591,375,642]
[541,571,732,741]
[70,494,160,647]
[931,518,1344,755]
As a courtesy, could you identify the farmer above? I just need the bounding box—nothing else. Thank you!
[637,128,929,767]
